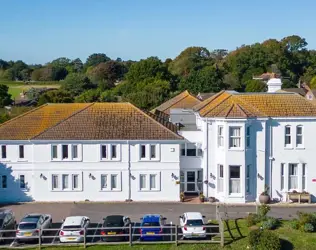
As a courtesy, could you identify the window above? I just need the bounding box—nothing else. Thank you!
[246,165,250,193]
[20,175,26,189]
[73,174,79,189]
[140,145,146,158]
[101,145,107,159]
[101,174,107,189]
[289,164,298,190]
[140,174,146,189]
[281,163,284,190]
[229,166,240,194]
[52,145,58,159]
[186,143,197,156]
[302,164,306,191]
[285,126,291,146]
[62,145,68,159]
[296,126,303,146]
[150,174,156,189]
[1,176,7,189]
[52,175,58,190]
[218,126,224,147]
[111,174,117,190]
[1,145,6,159]
[111,145,117,159]
[62,174,69,189]
[72,145,78,159]
[246,126,251,148]
[180,144,185,156]
[150,145,156,159]
[218,165,224,192]
[19,145,24,159]
[229,127,241,148]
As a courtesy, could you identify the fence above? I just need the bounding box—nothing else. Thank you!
[0,222,225,249]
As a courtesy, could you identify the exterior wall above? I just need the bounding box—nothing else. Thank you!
[0,141,180,203]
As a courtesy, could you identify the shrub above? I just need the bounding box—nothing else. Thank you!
[258,204,270,219]
[297,212,316,227]
[246,213,259,227]
[289,219,300,230]
[261,217,280,230]
[248,229,281,250]
[304,223,314,232]
[248,228,261,247]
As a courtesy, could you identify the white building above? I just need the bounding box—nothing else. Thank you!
[2,78,316,203]
[0,103,183,202]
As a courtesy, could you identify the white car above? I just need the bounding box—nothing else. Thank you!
[179,212,206,239]
[59,216,90,243]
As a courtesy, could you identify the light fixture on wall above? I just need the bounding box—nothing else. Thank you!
[40,173,43,178]
[89,173,93,178]
[210,173,214,178]
[171,173,175,178]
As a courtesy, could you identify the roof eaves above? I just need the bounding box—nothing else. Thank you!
[193,90,226,112]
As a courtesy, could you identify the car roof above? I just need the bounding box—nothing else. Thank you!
[63,216,85,226]
[142,214,161,222]
[0,209,12,219]
[184,212,203,220]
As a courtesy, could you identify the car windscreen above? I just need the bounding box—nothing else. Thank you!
[19,223,37,230]
[63,225,82,230]
[142,222,160,227]
[103,221,123,227]
[0,219,3,227]
[186,219,203,226]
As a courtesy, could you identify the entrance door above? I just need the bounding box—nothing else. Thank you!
[186,171,196,192]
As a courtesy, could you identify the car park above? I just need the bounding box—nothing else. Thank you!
[179,212,206,239]
[16,213,52,242]
[59,216,90,243]
[0,209,16,241]
[100,215,131,242]
[139,214,166,241]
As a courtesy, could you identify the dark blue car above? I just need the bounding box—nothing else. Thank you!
[139,214,166,241]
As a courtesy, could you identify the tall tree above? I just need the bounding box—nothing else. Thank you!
[85,53,111,67]
[0,84,12,107]
[61,73,95,96]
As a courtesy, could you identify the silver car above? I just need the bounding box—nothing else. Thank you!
[16,214,52,241]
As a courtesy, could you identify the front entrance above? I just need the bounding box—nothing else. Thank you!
[180,170,203,193]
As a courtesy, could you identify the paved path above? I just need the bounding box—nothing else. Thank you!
[4,202,316,224]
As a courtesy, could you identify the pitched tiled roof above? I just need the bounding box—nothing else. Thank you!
[194,91,316,118]
[152,90,201,114]
[280,88,307,96]
[196,92,216,101]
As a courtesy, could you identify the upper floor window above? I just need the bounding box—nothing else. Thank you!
[218,126,224,147]
[62,145,69,159]
[180,143,202,157]
[19,145,24,159]
[111,145,117,159]
[72,145,78,159]
[1,145,6,159]
[150,145,156,159]
[285,126,291,146]
[101,145,107,159]
[296,125,303,147]
[52,145,58,159]
[229,127,241,148]
[140,145,146,159]
[246,126,251,148]
[101,144,119,160]
[139,144,159,160]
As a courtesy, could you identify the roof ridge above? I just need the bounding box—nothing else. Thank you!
[233,95,267,116]
[127,103,183,140]
[234,103,249,117]
[201,93,232,117]
[193,90,226,111]
[0,104,49,128]
[31,103,95,139]
[223,103,235,117]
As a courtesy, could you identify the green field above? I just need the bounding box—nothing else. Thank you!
[0,80,61,99]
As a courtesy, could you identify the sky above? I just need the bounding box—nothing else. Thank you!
[0,0,315,64]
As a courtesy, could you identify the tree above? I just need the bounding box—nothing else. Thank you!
[0,84,12,107]
[100,90,118,102]
[51,66,68,81]
[281,35,307,52]
[72,58,83,72]
[310,76,316,89]
[245,80,266,92]
[31,69,42,81]
[179,66,225,94]
[51,57,71,68]
[85,53,111,67]
[61,73,95,96]
[74,89,101,103]
[0,59,9,70]
[37,90,74,105]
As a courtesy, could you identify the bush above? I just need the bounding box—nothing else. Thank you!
[261,217,280,230]
[304,223,314,232]
[289,219,300,230]
[297,212,316,228]
[258,204,270,220]
[246,213,259,227]
[248,229,281,250]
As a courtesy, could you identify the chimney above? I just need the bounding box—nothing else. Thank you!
[267,78,282,93]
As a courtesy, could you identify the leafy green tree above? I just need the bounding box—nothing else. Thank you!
[72,58,83,72]
[88,61,126,85]
[0,59,9,70]
[51,66,68,81]
[281,79,297,88]
[179,66,225,93]
[0,113,10,124]
[245,79,266,92]
[85,53,111,68]
[31,69,42,81]
[0,84,12,107]
[61,73,95,96]
[310,76,316,89]
[37,90,73,105]
[51,57,71,68]
[74,89,101,103]
[100,90,118,102]
[281,35,307,52]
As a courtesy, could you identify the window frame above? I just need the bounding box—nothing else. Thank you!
[218,126,224,147]
[19,174,26,189]
[140,145,146,159]
[229,127,242,149]
[285,125,292,147]
[111,145,117,159]
[288,163,298,190]
[246,126,251,148]
[229,165,241,194]
[281,163,284,191]
[52,174,59,190]
[72,145,78,159]
[62,145,69,159]
[72,174,79,190]
[138,172,161,191]
[19,145,25,159]
[246,165,250,194]
[1,145,7,159]
[217,164,224,193]
[99,172,122,192]
[302,163,306,191]
[180,143,202,157]
[296,125,303,147]
[52,145,58,160]
[62,174,69,190]
[0,175,7,189]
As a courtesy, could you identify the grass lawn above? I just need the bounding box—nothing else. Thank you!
[0,80,61,99]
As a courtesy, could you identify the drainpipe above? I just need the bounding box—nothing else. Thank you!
[205,120,209,199]
[126,140,132,202]
[269,120,273,198]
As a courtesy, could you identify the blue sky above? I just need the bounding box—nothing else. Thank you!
[0,0,315,64]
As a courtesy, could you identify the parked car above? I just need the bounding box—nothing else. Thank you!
[16,213,52,242]
[139,214,166,241]
[179,212,206,239]
[59,216,90,243]
[0,209,16,241]
[100,215,131,242]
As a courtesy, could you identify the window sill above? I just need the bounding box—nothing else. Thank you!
[100,159,121,162]
[51,189,83,192]
[228,194,244,198]
[99,189,122,192]
[228,148,244,152]
[295,147,305,150]
[17,159,28,162]
[284,147,294,150]
[138,159,161,162]
[0,159,10,162]
[139,189,161,192]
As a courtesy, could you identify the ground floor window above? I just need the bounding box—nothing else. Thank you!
[246,165,250,194]
[51,173,82,191]
[281,163,284,190]
[229,166,240,194]
[100,172,121,191]
[218,165,224,193]
[302,164,306,191]
[138,172,160,191]
[289,164,298,190]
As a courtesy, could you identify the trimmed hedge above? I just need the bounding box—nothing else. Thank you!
[248,229,281,250]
